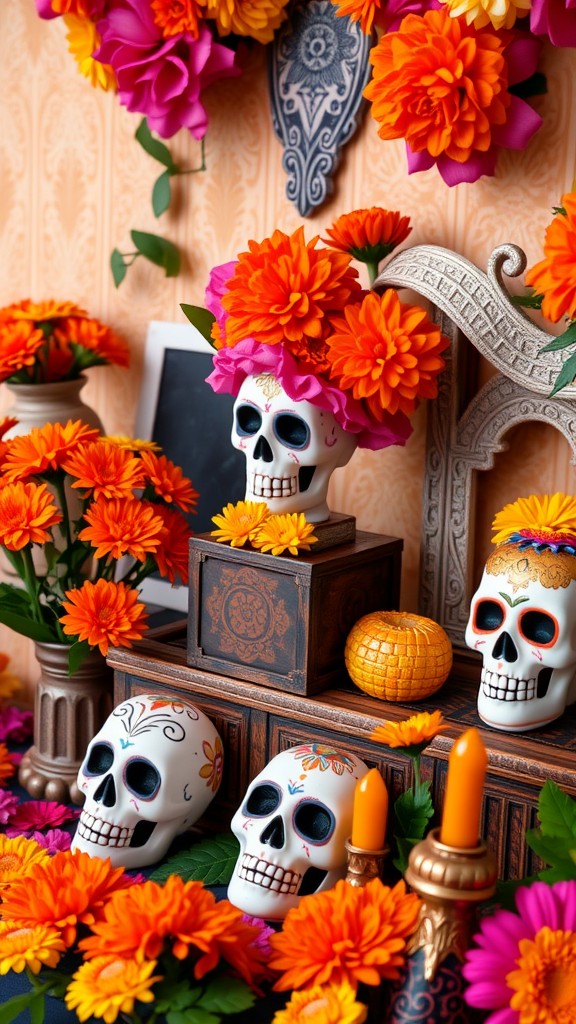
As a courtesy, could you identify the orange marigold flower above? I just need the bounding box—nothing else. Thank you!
[0,320,45,382]
[525,193,576,323]
[151,0,204,37]
[221,227,363,373]
[0,848,131,948]
[322,208,412,268]
[0,920,65,975]
[60,579,149,656]
[327,290,448,418]
[0,835,50,892]
[79,497,165,561]
[63,440,145,500]
[371,710,450,751]
[153,505,192,584]
[4,298,87,322]
[0,742,16,787]
[65,955,161,1023]
[80,875,267,986]
[269,877,421,991]
[364,9,510,165]
[0,417,18,440]
[201,0,290,43]
[0,481,62,550]
[330,0,387,35]
[53,316,130,368]
[138,450,199,512]
[105,435,161,453]
[252,512,318,556]
[1,420,100,482]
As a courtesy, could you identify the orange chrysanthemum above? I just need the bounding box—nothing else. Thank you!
[0,741,16,787]
[507,926,576,1020]
[0,849,130,948]
[63,441,145,500]
[152,505,193,584]
[252,512,318,556]
[330,0,386,35]
[66,955,161,1023]
[364,8,510,164]
[0,835,50,892]
[0,920,65,975]
[220,227,363,373]
[211,500,270,547]
[323,207,412,268]
[269,878,421,991]
[0,652,21,701]
[105,435,161,453]
[152,0,204,37]
[53,316,130,368]
[0,481,63,550]
[525,193,576,323]
[326,290,448,418]
[78,497,165,561]
[371,710,450,751]
[1,420,100,482]
[201,0,290,43]
[0,418,18,440]
[3,298,87,322]
[0,320,45,383]
[80,875,267,986]
[60,579,149,656]
[138,450,199,512]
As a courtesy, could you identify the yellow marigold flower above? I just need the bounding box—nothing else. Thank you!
[65,955,161,1024]
[270,877,421,991]
[0,920,65,975]
[63,440,145,500]
[253,512,318,556]
[438,0,531,30]
[64,14,117,92]
[506,926,576,1019]
[201,0,290,43]
[151,0,204,37]
[211,500,270,548]
[273,981,368,1024]
[371,710,450,751]
[491,493,576,547]
[0,320,45,383]
[327,290,448,419]
[0,481,63,550]
[79,497,165,561]
[0,834,50,892]
[60,579,149,657]
[138,450,199,512]
[0,741,16,787]
[322,207,412,270]
[525,193,576,323]
[1,420,100,482]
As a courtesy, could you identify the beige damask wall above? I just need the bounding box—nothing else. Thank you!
[1,0,576,699]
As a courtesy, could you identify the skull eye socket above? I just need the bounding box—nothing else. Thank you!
[124,758,160,800]
[274,413,310,450]
[519,609,559,647]
[293,800,335,845]
[84,742,114,776]
[244,782,281,817]
[472,598,505,633]
[235,404,262,437]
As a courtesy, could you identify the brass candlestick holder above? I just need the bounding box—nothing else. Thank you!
[345,837,389,887]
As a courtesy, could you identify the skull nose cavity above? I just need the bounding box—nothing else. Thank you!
[93,773,116,808]
[254,436,274,462]
[491,631,518,663]
[260,815,285,849]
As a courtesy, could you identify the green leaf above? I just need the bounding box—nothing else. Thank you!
[30,992,46,1024]
[549,350,576,397]
[68,640,92,675]
[538,863,576,883]
[525,829,576,874]
[0,606,57,643]
[510,291,544,310]
[180,304,216,344]
[540,320,576,352]
[155,981,201,1013]
[150,834,240,885]
[166,1010,219,1024]
[391,782,435,874]
[135,118,178,172]
[200,976,256,1015]
[131,230,180,277]
[152,169,173,217]
[0,993,38,1024]
[111,249,127,288]
[537,779,576,839]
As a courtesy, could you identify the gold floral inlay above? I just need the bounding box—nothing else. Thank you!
[486,546,576,591]
[255,373,282,399]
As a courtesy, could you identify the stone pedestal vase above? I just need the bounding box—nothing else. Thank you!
[18,643,114,805]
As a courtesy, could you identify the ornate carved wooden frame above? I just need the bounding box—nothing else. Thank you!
[374,244,576,649]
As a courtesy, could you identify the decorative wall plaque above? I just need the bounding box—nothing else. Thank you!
[268,0,372,216]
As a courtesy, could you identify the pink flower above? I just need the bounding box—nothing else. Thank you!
[463,880,576,1021]
[95,1,241,139]
[0,789,19,824]
[30,828,73,853]
[5,800,80,836]
[0,705,33,743]
[242,914,276,956]
[531,0,576,46]
[205,260,237,339]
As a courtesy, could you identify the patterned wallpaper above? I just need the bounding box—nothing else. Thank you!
[1,1,576,698]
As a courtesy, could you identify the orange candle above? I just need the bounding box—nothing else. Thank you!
[440,727,487,848]
[351,768,388,851]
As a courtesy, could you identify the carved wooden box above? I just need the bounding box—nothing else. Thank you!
[187,531,403,695]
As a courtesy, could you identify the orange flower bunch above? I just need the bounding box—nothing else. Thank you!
[0,836,267,1024]
[0,299,129,384]
[0,417,197,663]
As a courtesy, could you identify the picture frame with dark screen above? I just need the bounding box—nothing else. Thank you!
[135,321,246,611]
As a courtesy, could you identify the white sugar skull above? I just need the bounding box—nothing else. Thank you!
[232,374,357,522]
[72,694,223,868]
[228,743,368,920]
[466,545,576,731]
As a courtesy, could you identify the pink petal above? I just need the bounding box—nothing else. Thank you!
[491,96,543,151]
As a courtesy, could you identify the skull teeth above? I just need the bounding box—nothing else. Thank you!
[238,853,300,894]
[250,472,297,499]
[77,810,133,848]
[481,668,535,701]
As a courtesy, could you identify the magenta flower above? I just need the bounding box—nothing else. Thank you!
[531,0,576,46]
[242,914,276,956]
[30,828,73,853]
[463,880,576,1022]
[95,1,241,139]
[0,789,19,824]
[5,800,80,836]
[0,705,33,743]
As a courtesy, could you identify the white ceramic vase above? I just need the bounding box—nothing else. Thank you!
[3,374,104,438]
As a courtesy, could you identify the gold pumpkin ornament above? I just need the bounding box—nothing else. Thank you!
[345,611,453,701]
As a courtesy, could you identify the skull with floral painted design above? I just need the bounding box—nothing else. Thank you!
[232,374,358,522]
[466,545,576,732]
[227,743,368,920]
[72,694,223,868]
